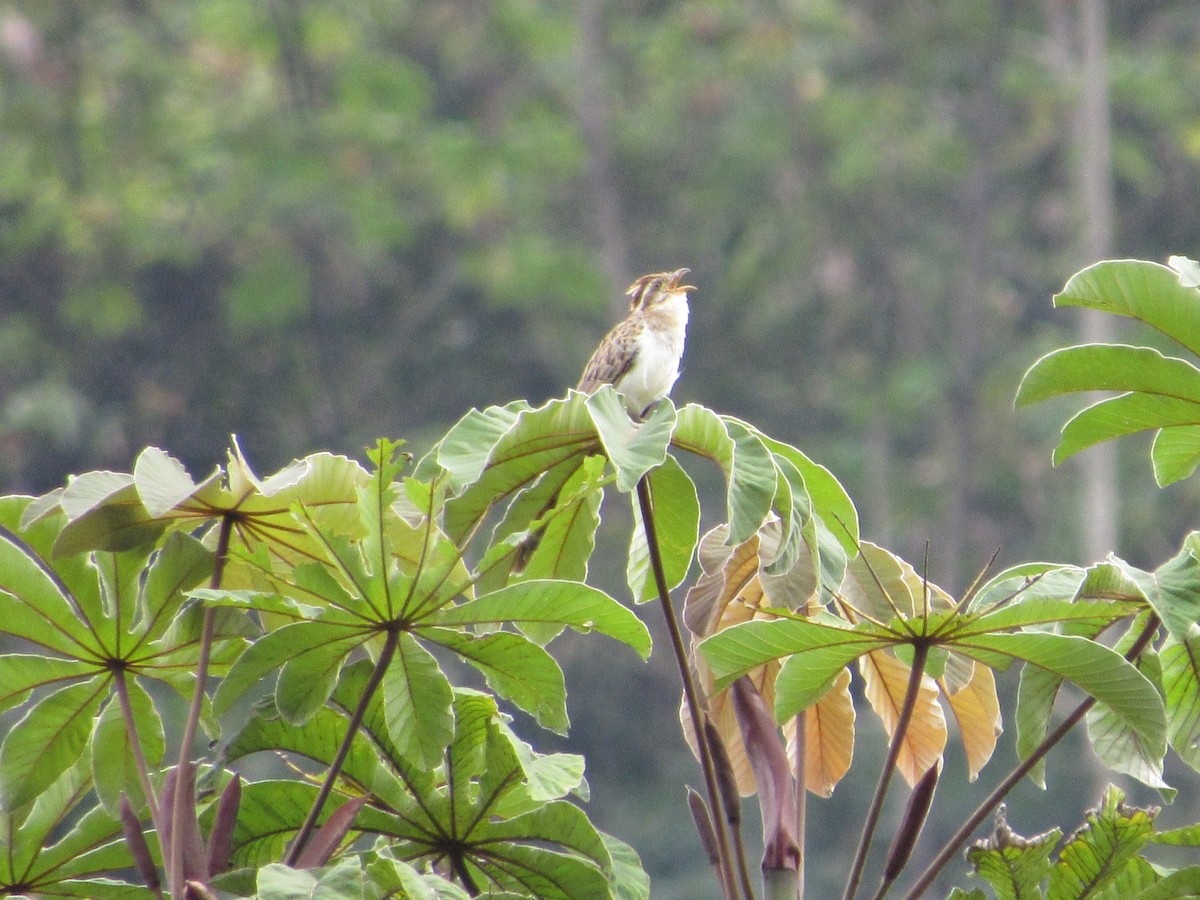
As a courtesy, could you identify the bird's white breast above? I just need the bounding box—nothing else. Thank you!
[619,291,689,415]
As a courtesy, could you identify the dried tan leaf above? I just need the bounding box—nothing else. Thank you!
[685,656,780,796]
[787,666,855,797]
[682,519,830,797]
[859,649,946,786]
[683,529,762,635]
[941,661,1002,781]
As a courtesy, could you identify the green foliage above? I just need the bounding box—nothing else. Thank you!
[963,787,1200,900]
[0,395,856,897]
[1017,258,1200,486]
[0,497,221,813]
[0,760,149,899]
[698,538,1181,783]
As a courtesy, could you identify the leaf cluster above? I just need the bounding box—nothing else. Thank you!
[951,786,1200,900]
[0,385,856,898]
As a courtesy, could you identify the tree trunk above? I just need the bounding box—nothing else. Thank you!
[1074,0,1119,563]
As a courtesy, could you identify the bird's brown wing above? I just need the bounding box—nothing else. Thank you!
[577,320,640,392]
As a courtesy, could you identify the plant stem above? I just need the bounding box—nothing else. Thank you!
[794,712,807,900]
[843,642,930,900]
[707,718,756,900]
[636,475,742,900]
[452,851,481,896]
[900,613,1160,899]
[114,668,162,829]
[168,515,233,899]
[729,804,755,900]
[284,624,401,866]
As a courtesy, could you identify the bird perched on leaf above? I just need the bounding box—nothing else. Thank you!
[510,268,693,573]
[578,267,694,417]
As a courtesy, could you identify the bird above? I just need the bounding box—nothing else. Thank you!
[577,267,694,418]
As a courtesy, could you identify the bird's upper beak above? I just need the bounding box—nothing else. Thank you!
[668,268,696,293]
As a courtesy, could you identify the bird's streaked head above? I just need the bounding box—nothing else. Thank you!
[626,267,695,311]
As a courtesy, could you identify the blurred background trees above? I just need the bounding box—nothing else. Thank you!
[3,1,1200,894]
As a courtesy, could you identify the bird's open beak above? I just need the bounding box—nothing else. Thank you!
[668,268,696,292]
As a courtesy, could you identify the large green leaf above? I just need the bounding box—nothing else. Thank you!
[601,832,651,900]
[1159,631,1200,773]
[443,393,600,543]
[489,725,587,814]
[51,471,166,555]
[384,632,455,768]
[1054,393,1200,463]
[1151,425,1200,485]
[257,858,365,900]
[626,454,700,603]
[699,616,885,693]
[1052,260,1200,357]
[964,596,1139,637]
[510,455,605,584]
[953,632,1165,754]
[132,446,223,518]
[0,654,92,714]
[1003,568,1141,790]
[0,512,97,655]
[1015,660,1061,789]
[435,579,652,658]
[211,620,365,718]
[773,633,889,720]
[671,404,776,545]
[0,677,108,811]
[427,400,531,489]
[475,800,612,874]
[90,679,164,816]
[586,385,675,492]
[742,424,860,555]
[136,531,215,642]
[1084,624,1171,796]
[1140,541,1200,645]
[422,627,568,734]
[760,452,807,577]
[9,758,93,876]
[1016,344,1200,406]
[968,562,1086,614]
[1047,786,1155,900]
[5,498,109,628]
[275,638,351,725]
